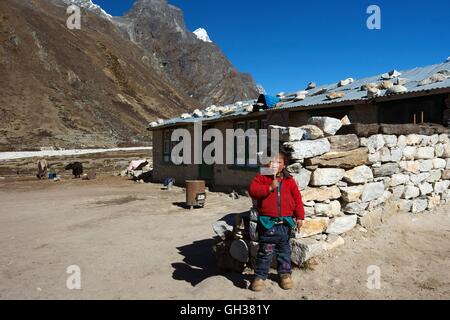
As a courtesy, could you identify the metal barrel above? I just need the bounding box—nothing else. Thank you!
[186,180,206,207]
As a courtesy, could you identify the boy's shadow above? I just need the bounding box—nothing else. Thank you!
[171,213,253,289]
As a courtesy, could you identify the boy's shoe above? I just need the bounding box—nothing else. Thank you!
[280,273,293,290]
[250,278,266,292]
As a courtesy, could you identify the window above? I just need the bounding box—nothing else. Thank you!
[233,119,266,168]
[163,130,172,163]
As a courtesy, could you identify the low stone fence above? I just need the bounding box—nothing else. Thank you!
[213,119,450,272]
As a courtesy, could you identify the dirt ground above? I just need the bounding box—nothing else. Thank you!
[0,175,449,300]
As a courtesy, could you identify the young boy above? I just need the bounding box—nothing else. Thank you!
[248,151,305,292]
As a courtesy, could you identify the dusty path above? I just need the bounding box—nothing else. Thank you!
[0,177,449,300]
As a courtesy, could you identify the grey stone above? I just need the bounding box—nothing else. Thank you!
[410,172,430,185]
[326,215,358,235]
[368,190,392,210]
[434,181,450,194]
[390,185,405,199]
[292,168,312,190]
[411,198,428,213]
[390,173,410,187]
[343,202,369,215]
[390,147,403,162]
[314,201,341,217]
[361,182,385,202]
[379,147,391,162]
[367,135,385,153]
[395,199,413,212]
[406,134,423,146]
[270,125,305,142]
[403,146,417,160]
[419,182,433,196]
[344,165,373,184]
[415,147,435,160]
[310,168,345,186]
[433,158,447,169]
[285,138,331,160]
[300,125,325,140]
[328,134,360,152]
[403,185,420,199]
[426,170,442,183]
[419,160,433,172]
[308,117,343,136]
[340,185,364,202]
[372,163,400,178]
[400,161,420,173]
[383,135,398,148]
[290,238,325,266]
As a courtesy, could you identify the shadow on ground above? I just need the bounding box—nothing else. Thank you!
[171,213,253,290]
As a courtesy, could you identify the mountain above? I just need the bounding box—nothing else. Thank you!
[114,0,259,106]
[0,0,258,151]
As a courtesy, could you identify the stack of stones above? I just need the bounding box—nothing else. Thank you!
[213,118,450,271]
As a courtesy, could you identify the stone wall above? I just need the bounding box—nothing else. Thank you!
[213,118,450,271]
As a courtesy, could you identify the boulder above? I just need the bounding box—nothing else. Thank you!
[444,144,450,158]
[411,198,428,213]
[410,172,430,185]
[290,238,325,266]
[308,117,342,136]
[415,147,435,160]
[419,182,434,196]
[343,202,369,215]
[302,186,342,202]
[435,144,445,158]
[361,182,385,202]
[344,165,374,184]
[372,163,400,177]
[340,185,364,202]
[426,170,442,182]
[446,159,450,170]
[300,125,325,140]
[390,147,403,162]
[328,134,360,152]
[304,148,369,169]
[368,152,381,164]
[406,134,423,146]
[399,161,420,173]
[390,173,410,187]
[284,138,331,160]
[419,160,433,172]
[337,124,380,137]
[269,125,305,142]
[367,134,386,153]
[296,217,330,238]
[326,215,358,235]
[390,185,406,199]
[433,158,447,169]
[403,146,417,160]
[292,168,312,190]
[379,147,391,162]
[395,199,413,212]
[314,201,342,217]
[368,190,392,210]
[434,180,450,194]
[310,168,345,186]
[383,135,398,147]
[403,185,420,199]
[397,135,407,148]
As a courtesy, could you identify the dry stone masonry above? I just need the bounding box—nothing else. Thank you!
[213,118,450,272]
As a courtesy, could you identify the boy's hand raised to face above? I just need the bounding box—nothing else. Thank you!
[269,175,278,192]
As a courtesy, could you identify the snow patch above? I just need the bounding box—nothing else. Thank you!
[62,0,112,20]
[193,28,212,43]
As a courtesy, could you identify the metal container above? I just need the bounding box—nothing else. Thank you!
[186,180,206,208]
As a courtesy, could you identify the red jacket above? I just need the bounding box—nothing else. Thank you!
[249,172,305,221]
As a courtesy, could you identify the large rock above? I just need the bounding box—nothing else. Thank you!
[372,163,400,177]
[406,134,423,145]
[411,198,428,213]
[434,180,450,194]
[314,201,341,217]
[390,173,410,187]
[344,165,373,184]
[379,147,391,162]
[367,135,385,153]
[292,168,312,190]
[410,172,430,185]
[433,158,447,169]
[395,199,413,212]
[403,185,420,199]
[328,134,360,152]
[419,182,434,196]
[302,186,342,202]
[343,202,369,215]
[399,161,420,173]
[304,148,369,169]
[340,185,364,202]
[419,160,433,172]
[384,135,398,148]
[368,190,392,210]
[426,170,442,182]
[446,158,450,170]
[269,125,305,142]
[285,138,331,160]
[326,215,358,235]
[308,117,342,136]
[390,185,405,199]
[337,124,380,137]
[361,182,385,202]
[390,147,403,162]
[290,238,325,266]
[403,146,417,160]
[300,125,325,140]
[322,235,345,251]
[310,168,345,186]
[296,218,330,238]
[415,147,435,160]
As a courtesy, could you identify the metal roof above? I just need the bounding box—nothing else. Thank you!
[149,60,450,130]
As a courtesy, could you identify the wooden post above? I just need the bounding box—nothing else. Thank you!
[413,113,417,125]
[421,112,424,124]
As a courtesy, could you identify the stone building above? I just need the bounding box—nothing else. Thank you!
[148,60,450,190]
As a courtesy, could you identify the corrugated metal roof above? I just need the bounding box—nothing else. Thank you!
[149,60,450,129]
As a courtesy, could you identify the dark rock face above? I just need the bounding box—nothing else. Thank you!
[116,0,259,106]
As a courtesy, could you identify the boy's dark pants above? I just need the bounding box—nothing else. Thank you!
[255,224,292,280]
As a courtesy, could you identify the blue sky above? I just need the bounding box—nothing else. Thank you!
[94,0,450,95]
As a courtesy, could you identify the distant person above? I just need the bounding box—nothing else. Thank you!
[36,159,48,180]
[248,151,305,292]
[65,162,83,178]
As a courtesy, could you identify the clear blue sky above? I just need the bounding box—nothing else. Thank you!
[95,0,450,95]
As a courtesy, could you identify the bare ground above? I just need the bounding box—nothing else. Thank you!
[0,176,449,300]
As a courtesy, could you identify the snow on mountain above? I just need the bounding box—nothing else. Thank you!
[193,28,212,43]
[62,0,112,19]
